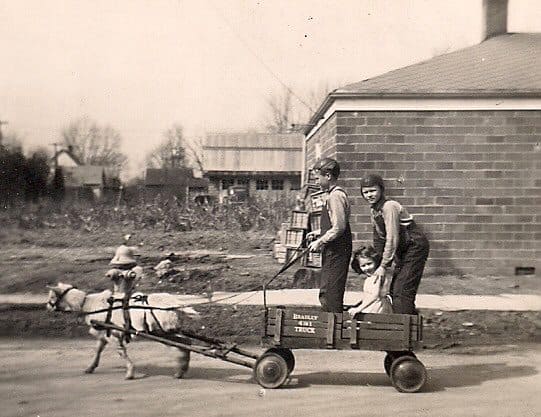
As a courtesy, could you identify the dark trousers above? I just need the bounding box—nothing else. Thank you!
[319,243,352,313]
[390,231,429,315]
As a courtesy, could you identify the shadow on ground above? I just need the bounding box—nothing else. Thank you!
[289,362,537,392]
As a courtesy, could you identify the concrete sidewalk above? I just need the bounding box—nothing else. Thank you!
[3,290,541,311]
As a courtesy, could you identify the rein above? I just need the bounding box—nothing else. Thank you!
[48,286,78,310]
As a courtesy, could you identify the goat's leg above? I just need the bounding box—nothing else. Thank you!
[174,348,191,379]
[116,338,135,379]
[85,337,107,374]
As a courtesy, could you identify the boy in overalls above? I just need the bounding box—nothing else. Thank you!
[360,174,430,315]
[308,158,352,313]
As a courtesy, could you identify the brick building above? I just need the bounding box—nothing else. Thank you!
[203,132,303,203]
[304,32,541,275]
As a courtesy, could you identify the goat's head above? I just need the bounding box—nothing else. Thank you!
[46,283,77,312]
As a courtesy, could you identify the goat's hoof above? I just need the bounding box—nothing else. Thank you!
[84,367,95,374]
[125,374,135,380]
[174,371,185,379]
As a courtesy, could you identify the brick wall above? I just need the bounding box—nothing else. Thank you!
[305,110,541,275]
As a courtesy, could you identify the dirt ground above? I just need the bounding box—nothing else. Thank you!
[2,338,540,417]
[1,227,540,348]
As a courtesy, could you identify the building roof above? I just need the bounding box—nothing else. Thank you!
[145,167,209,188]
[51,148,81,166]
[203,132,303,173]
[306,33,541,134]
[339,33,541,95]
[63,166,104,187]
[204,132,303,149]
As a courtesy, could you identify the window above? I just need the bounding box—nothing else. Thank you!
[256,179,268,190]
[290,179,301,190]
[221,179,234,189]
[271,179,284,190]
[237,178,249,186]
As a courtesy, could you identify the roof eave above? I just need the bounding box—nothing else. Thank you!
[305,89,541,135]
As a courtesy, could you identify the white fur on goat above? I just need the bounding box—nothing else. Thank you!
[46,282,199,379]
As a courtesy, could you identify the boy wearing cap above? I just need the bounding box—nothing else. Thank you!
[108,245,142,295]
[308,158,352,313]
[360,174,429,315]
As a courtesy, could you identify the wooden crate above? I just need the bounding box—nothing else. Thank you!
[290,210,309,229]
[279,222,289,245]
[285,247,304,264]
[303,250,322,268]
[306,169,319,185]
[273,243,286,264]
[303,184,320,204]
[284,229,305,248]
[309,211,321,235]
[309,190,326,212]
[263,307,422,351]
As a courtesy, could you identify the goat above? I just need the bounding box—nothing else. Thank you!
[46,282,200,380]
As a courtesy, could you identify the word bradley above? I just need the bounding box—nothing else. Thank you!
[292,313,319,334]
[292,313,319,321]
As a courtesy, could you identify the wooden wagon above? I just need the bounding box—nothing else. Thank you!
[254,306,427,392]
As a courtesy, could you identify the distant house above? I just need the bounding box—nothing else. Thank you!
[144,167,209,203]
[304,1,541,275]
[51,148,120,199]
[203,132,303,202]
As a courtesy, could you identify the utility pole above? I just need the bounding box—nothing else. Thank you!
[0,119,8,148]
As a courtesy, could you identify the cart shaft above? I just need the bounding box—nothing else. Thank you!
[90,320,256,369]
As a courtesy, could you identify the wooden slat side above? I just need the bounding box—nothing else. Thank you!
[342,321,414,331]
[349,312,418,325]
[267,308,343,324]
[267,325,342,340]
[402,315,412,349]
[326,313,336,348]
[268,319,342,329]
[273,308,283,345]
[356,339,411,351]
[350,319,358,348]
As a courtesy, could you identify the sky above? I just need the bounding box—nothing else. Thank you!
[1,0,541,179]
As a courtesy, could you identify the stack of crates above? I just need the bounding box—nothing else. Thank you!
[272,169,325,269]
[285,210,309,264]
[273,222,289,264]
[303,189,324,268]
[297,168,324,269]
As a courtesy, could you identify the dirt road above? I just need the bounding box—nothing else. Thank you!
[1,339,540,417]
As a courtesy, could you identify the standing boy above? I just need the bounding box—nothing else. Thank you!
[360,174,430,315]
[308,158,352,313]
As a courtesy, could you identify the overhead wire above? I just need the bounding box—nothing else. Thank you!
[206,0,316,114]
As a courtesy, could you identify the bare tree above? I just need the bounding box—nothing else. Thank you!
[265,88,296,133]
[265,82,336,134]
[61,117,127,170]
[184,135,205,172]
[145,124,187,168]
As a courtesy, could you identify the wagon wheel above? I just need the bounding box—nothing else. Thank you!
[389,355,427,393]
[253,352,289,389]
[384,351,416,376]
[266,348,295,374]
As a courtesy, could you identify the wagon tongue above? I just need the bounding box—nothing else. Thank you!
[263,246,310,289]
